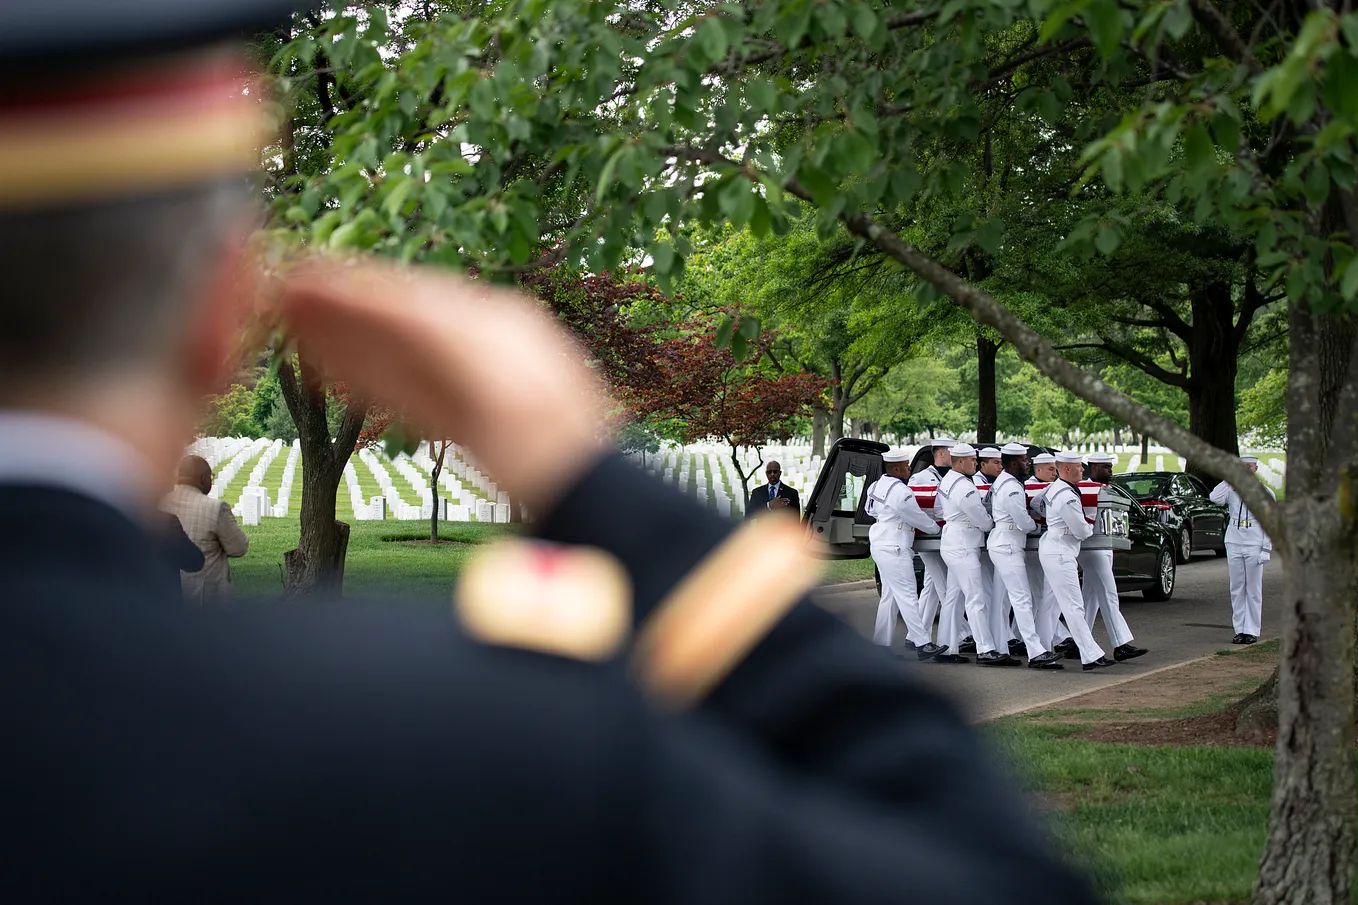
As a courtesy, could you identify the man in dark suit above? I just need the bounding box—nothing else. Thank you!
[745,459,801,519]
[0,4,1101,903]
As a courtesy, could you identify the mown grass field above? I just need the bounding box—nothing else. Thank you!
[991,642,1354,905]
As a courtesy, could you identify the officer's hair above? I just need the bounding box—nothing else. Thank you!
[0,182,248,399]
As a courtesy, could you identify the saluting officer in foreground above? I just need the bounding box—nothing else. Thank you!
[0,2,1101,902]
[1038,453,1115,670]
[866,447,943,659]
[1210,455,1275,643]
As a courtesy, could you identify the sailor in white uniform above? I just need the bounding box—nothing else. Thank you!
[938,444,1016,666]
[1209,455,1275,644]
[987,443,1064,669]
[867,447,944,659]
[974,447,1019,654]
[1038,451,1115,670]
[910,437,956,649]
[1077,452,1147,662]
[1026,453,1062,649]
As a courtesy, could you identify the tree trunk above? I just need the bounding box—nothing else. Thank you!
[812,407,829,457]
[1140,432,1149,460]
[1252,302,1358,905]
[828,361,846,445]
[429,441,446,543]
[284,465,349,597]
[977,335,998,445]
[1113,426,1122,447]
[276,354,369,599]
[1186,281,1242,481]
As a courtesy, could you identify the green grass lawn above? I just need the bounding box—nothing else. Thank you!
[232,518,512,598]
[993,720,1280,905]
[989,645,1352,905]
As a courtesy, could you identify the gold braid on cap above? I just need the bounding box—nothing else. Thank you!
[0,54,271,210]
[632,515,823,708]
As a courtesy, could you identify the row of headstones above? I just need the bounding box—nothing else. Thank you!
[232,439,296,523]
[208,438,272,501]
[649,448,742,516]
[236,442,300,524]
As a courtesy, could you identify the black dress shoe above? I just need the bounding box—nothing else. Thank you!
[932,653,971,664]
[900,640,918,651]
[1113,644,1148,662]
[1061,644,1081,660]
[1007,638,1027,655]
[1230,633,1247,644]
[1028,651,1065,670]
[1241,634,1258,644]
[916,642,946,661]
[1082,657,1116,671]
[976,651,1020,667]
[958,636,977,654]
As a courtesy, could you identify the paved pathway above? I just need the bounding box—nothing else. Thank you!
[816,555,1284,722]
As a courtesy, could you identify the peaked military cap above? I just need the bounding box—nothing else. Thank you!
[0,1,306,67]
[0,1,307,210]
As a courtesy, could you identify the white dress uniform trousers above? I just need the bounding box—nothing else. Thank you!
[1026,479,1062,648]
[1210,480,1275,636]
[987,471,1047,658]
[938,470,996,655]
[1038,481,1105,664]
[1078,548,1134,648]
[866,475,941,647]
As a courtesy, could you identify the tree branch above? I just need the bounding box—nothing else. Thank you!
[833,204,1285,542]
[332,397,371,467]
[1187,0,1265,76]
[655,141,1282,538]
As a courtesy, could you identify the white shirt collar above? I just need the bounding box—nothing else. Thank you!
[0,412,158,522]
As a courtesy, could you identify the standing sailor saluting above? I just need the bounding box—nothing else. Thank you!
[1038,452,1116,671]
[938,444,1017,666]
[867,447,944,660]
[1210,455,1275,644]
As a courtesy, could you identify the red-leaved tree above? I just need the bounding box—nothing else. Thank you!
[627,323,824,503]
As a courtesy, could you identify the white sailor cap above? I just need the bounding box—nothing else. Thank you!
[950,443,978,457]
[1000,442,1029,456]
[1241,454,1259,464]
[1055,450,1084,464]
[930,436,956,447]
[978,447,1002,459]
[1086,451,1116,464]
[882,446,911,462]
[1031,453,1056,465]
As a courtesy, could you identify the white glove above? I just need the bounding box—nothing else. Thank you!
[1257,550,1271,565]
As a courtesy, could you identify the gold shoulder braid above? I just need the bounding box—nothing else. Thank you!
[456,540,632,663]
[456,517,822,708]
[632,516,823,709]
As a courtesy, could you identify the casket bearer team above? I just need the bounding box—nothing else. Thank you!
[866,447,944,660]
[1039,452,1116,671]
[988,444,1065,670]
[938,444,1018,666]
[1077,453,1148,663]
[910,437,957,652]
[1210,455,1275,644]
